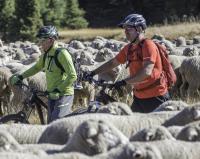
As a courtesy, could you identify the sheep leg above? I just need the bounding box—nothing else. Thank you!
[180,73,188,98]
[0,100,3,116]
[89,87,95,102]
[187,84,198,100]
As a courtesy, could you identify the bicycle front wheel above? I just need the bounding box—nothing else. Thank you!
[0,113,29,124]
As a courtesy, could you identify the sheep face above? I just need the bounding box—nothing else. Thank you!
[143,127,174,141]
[177,125,200,141]
[79,51,95,65]
[130,127,174,142]
[123,144,163,159]
[63,119,128,155]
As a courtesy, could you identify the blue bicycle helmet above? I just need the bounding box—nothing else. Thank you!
[36,25,58,39]
[118,14,147,30]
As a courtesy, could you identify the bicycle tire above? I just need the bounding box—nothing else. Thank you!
[64,104,101,118]
[64,108,88,118]
[0,114,29,124]
[72,107,88,114]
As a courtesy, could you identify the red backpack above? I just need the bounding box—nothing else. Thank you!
[153,42,177,88]
[127,39,177,89]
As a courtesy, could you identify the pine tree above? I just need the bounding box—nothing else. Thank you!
[0,0,15,41]
[64,0,88,29]
[42,0,66,27]
[11,0,43,41]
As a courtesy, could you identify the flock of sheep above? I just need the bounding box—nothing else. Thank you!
[1,101,200,158]
[0,35,200,158]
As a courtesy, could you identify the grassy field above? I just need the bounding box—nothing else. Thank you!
[59,22,200,43]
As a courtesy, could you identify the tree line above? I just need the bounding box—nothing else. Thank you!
[80,0,200,27]
[0,0,88,41]
[0,0,200,42]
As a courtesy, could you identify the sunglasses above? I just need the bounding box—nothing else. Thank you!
[37,38,48,44]
[123,25,136,31]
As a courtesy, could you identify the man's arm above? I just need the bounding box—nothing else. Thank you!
[93,58,120,75]
[21,55,44,78]
[125,61,154,85]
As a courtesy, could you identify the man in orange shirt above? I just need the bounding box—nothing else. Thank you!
[85,14,170,113]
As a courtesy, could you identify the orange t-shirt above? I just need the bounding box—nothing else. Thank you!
[115,39,168,99]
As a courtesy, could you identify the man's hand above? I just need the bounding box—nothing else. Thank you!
[82,71,95,82]
[113,80,127,90]
[9,74,23,86]
[48,88,61,100]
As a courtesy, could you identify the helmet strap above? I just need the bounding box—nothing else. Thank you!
[44,41,54,53]
[130,32,139,44]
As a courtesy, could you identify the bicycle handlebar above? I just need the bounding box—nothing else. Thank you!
[15,82,47,97]
[82,76,115,90]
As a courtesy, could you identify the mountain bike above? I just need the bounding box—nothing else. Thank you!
[0,76,118,123]
[0,82,48,124]
[64,77,117,117]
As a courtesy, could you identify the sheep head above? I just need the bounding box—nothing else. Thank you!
[62,119,128,155]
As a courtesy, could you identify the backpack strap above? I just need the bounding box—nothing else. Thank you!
[54,48,65,73]
[126,39,146,68]
[43,52,48,67]
[42,48,66,73]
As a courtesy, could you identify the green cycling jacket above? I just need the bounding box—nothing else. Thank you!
[21,42,77,95]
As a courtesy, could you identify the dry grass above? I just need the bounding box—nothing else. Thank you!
[146,22,200,40]
[59,28,123,42]
[59,22,200,43]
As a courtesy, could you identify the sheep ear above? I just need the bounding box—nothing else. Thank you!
[145,132,154,141]
[132,150,143,159]
[187,129,198,141]
[165,106,174,111]
[87,128,97,138]
[193,109,200,120]
[86,138,95,146]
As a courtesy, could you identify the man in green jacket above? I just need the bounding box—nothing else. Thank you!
[9,25,77,123]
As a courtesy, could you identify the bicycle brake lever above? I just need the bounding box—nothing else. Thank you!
[44,91,49,96]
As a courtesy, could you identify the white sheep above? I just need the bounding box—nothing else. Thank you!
[0,66,13,115]
[97,102,133,115]
[0,130,22,152]
[193,36,200,44]
[176,120,200,141]
[176,36,186,47]
[163,103,200,126]
[61,119,129,155]
[68,40,85,49]
[131,139,200,159]
[153,100,188,112]
[130,126,175,141]
[46,143,162,159]
[0,143,161,159]
[179,56,200,98]
[168,55,186,96]
[0,124,47,144]
[38,112,177,144]
[182,46,199,56]
[94,48,115,62]
[167,126,184,138]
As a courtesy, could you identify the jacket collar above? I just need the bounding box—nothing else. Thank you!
[46,42,59,56]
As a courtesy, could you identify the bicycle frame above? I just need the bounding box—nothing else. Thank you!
[22,90,48,124]
[81,76,118,105]
[0,83,48,124]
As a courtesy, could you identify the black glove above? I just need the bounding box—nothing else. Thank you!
[113,80,126,90]
[9,74,23,86]
[83,71,95,82]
